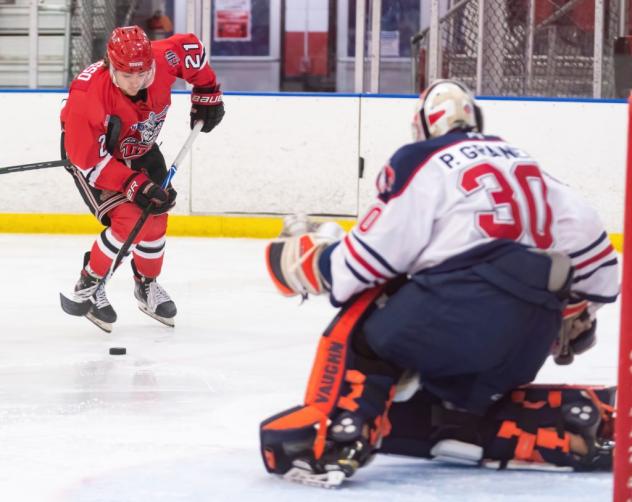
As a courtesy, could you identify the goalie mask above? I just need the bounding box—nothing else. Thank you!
[412,80,483,142]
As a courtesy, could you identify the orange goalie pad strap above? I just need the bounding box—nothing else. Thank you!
[498,420,570,461]
[511,389,562,409]
[370,385,396,446]
[515,432,537,461]
[304,287,383,415]
[585,387,615,421]
[536,428,570,453]
[498,420,521,440]
[547,391,562,408]
[337,370,366,412]
[262,404,325,431]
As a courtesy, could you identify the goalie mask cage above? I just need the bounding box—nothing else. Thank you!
[615,94,632,502]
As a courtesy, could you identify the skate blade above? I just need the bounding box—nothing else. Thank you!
[85,312,113,333]
[282,467,346,489]
[138,304,175,327]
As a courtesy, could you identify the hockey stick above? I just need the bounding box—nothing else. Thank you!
[0,159,70,175]
[1,117,121,176]
[59,121,204,317]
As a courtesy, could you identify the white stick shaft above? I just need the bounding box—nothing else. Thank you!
[161,121,203,188]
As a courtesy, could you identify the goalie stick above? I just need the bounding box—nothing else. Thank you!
[59,121,203,317]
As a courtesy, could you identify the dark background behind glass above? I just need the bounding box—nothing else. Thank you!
[212,0,271,57]
[347,0,420,58]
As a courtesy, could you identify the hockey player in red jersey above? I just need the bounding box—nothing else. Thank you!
[261,80,618,487]
[59,26,224,332]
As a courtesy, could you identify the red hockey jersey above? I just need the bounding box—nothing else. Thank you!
[61,33,217,192]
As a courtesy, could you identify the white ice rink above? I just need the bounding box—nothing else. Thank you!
[0,234,619,502]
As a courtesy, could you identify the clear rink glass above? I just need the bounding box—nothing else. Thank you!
[0,1,620,97]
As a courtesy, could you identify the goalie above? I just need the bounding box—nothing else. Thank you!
[260,80,619,488]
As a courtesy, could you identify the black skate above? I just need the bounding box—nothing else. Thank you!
[134,275,177,327]
[72,269,117,333]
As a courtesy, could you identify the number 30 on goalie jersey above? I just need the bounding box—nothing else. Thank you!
[327,132,617,308]
[459,161,553,248]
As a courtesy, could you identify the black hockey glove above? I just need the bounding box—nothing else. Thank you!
[124,172,176,215]
[190,85,225,133]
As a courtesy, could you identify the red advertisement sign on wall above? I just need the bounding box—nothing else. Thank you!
[214,0,251,41]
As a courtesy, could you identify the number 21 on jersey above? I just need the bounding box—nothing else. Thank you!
[459,162,553,249]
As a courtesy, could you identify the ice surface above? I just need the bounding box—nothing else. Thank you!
[0,235,618,501]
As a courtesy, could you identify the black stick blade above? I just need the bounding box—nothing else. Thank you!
[59,293,92,316]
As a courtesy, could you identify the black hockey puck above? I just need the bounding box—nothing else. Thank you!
[109,347,126,355]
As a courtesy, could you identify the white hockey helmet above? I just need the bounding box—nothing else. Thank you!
[412,79,483,142]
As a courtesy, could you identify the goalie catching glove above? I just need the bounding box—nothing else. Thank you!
[551,300,597,365]
[265,217,344,297]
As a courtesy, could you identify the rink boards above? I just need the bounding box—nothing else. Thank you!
[0,90,625,248]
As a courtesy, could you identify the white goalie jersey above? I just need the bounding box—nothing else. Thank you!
[325,131,619,307]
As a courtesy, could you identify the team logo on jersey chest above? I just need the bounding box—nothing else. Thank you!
[376,164,396,195]
[119,106,169,158]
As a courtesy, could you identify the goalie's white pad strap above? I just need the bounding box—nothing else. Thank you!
[393,370,421,402]
[430,439,483,465]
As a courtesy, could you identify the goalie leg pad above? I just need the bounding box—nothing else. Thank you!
[260,287,402,480]
[380,384,615,472]
[486,384,615,471]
